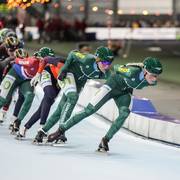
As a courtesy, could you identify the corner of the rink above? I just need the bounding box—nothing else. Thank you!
[78,80,180,147]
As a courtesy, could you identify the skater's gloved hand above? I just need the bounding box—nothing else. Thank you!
[58,71,67,81]
[30,73,41,87]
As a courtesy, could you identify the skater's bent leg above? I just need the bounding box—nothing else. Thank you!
[13,90,24,117]
[104,93,131,141]
[105,106,130,141]
[0,96,8,109]
[24,104,41,129]
[26,85,58,129]
[18,81,35,121]
[0,73,17,109]
[58,91,78,124]
[17,91,34,121]
[60,103,96,131]
[60,85,112,131]
[40,85,58,125]
[43,93,67,132]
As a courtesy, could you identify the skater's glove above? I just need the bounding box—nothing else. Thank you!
[30,73,41,87]
[58,71,67,81]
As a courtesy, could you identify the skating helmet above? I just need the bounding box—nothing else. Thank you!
[0,28,16,43]
[6,31,17,38]
[14,48,29,58]
[95,46,114,64]
[35,47,55,58]
[4,36,20,51]
[0,28,9,43]
[143,57,163,75]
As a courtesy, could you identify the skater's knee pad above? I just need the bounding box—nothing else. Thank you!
[84,103,96,115]
[119,106,130,118]
[66,92,78,105]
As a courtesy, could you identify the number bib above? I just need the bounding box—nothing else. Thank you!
[58,73,77,95]
[90,85,112,107]
[0,74,16,98]
[40,70,52,88]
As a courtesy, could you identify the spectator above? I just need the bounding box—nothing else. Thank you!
[36,18,44,44]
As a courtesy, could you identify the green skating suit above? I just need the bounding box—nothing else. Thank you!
[58,64,156,141]
[0,68,34,121]
[42,50,110,132]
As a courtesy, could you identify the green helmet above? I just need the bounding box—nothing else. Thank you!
[95,46,114,62]
[143,57,163,75]
[34,47,55,58]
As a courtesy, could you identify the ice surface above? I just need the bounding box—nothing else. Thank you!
[0,88,180,180]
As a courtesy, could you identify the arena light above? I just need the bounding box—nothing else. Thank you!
[66,4,72,10]
[40,0,45,3]
[117,9,123,15]
[7,0,51,9]
[105,9,113,15]
[142,10,148,15]
[26,2,31,7]
[108,10,114,15]
[92,6,98,12]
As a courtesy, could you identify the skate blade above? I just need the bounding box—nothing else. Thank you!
[10,131,18,135]
[9,126,13,130]
[15,136,23,140]
[0,120,4,124]
[52,142,66,147]
[95,149,109,155]
[32,141,53,146]
[15,136,27,141]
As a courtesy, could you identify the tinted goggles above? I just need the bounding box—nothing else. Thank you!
[101,60,112,65]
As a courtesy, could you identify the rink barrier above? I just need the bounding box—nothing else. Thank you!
[77,80,180,146]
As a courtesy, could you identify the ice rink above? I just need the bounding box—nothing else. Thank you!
[0,99,180,180]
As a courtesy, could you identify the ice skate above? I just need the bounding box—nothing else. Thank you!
[0,109,7,124]
[15,127,27,140]
[97,137,109,153]
[11,119,21,135]
[9,116,18,130]
[52,133,67,146]
[33,128,47,144]
[47,128,64,143]
[9,123,14,130]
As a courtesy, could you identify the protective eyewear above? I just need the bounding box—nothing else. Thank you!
[101,61,112,65]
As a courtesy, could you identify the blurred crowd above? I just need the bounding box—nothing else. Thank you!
[0,15,18,30]
[116,19,180,28]
[1,13,180,43]
[36,16,87,43]
[0,14,87,43]
[91,19,180,28]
